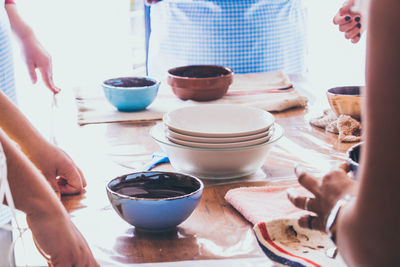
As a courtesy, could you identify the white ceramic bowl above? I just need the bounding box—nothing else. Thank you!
[166,125,274,143]
[166,128,273,149]
[163,104,275,137]
[150,123,283,179]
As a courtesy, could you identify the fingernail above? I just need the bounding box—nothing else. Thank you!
[286,188,298,198]
[357,23,361,29]
[345,16,351,21]
[294,164,305,177]
[357,33,361,37]
[355,16,361,22]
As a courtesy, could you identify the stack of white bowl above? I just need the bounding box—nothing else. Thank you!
[150,104,283,179]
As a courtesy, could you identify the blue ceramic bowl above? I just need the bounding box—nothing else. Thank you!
[106,171,203,232]
[102,77,160,112]
[346,142,362,178]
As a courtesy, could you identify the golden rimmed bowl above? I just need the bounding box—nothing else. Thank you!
[327,86,362,119]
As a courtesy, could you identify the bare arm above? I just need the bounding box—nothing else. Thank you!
[0,129,98,266]
[5,3,60,93]
[0,91,86,195]
[337,0,400,265]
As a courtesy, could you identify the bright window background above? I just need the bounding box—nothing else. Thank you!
[11,0,365,133]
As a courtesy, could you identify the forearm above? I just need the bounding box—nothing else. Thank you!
[5,3,35,42]
[0,91,52,161]
[0,129,64,218]
[337,0,400,265]
[337,185,400,266]
[337,201,377,266]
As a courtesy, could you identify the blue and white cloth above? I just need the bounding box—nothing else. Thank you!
[148,0,307,80]
[0,0,16,104]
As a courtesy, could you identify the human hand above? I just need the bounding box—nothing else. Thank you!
[333,0,364,43]
[287,164,357,231]
[20,35,61,94]
[27,210,99,266]
[32,143,86,196]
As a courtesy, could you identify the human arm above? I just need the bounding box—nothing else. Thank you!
[5,3,60,93]
[0,129,98,266]
[288,0,400,265]
[333,0,364,43]
[287,165,357,231]
[336,0,400,265]
[0,91,86,195]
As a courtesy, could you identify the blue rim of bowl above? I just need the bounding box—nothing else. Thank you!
[167,65,234,80]
[106,171,204,201]
[102,76,160,90]
[150,123,284,151]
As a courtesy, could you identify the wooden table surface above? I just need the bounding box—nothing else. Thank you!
[14,77,356,266]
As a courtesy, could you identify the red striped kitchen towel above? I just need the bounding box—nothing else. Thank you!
[225,185,346,267]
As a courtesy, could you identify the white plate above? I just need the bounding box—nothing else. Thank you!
[166,129,273,149]
[166,125,273,143]
[163,104,275,137]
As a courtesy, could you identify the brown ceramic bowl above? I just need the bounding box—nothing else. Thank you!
[327,86,362,119]
[167,65,233,101]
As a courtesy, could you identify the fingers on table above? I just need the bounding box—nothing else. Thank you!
[294,166,320,196]
[298,214,325,231]
[286,190,316,212]
[339,162,351,173]
[76,166,87,187]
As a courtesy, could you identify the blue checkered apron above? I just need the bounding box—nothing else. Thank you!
[0,1,16,104]
[148,0,306,79]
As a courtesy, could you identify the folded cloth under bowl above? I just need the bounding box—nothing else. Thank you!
[310,109,362,143]
[225,185,346,267]
[74,71,308,125]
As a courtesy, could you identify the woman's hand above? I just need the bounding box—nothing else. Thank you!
[31,143,87,197]
[287,164,357,231]
[20,35,61,94]
[5,3,61,94]
[27,210,99,267]
[333,0,364,43]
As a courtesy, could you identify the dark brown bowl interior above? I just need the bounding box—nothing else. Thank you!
[104,77,156,88]
[167,65,233,101]
[327,86,361,95]
[168,65,232,78]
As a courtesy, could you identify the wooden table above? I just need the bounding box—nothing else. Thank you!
[14,77,355,266]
